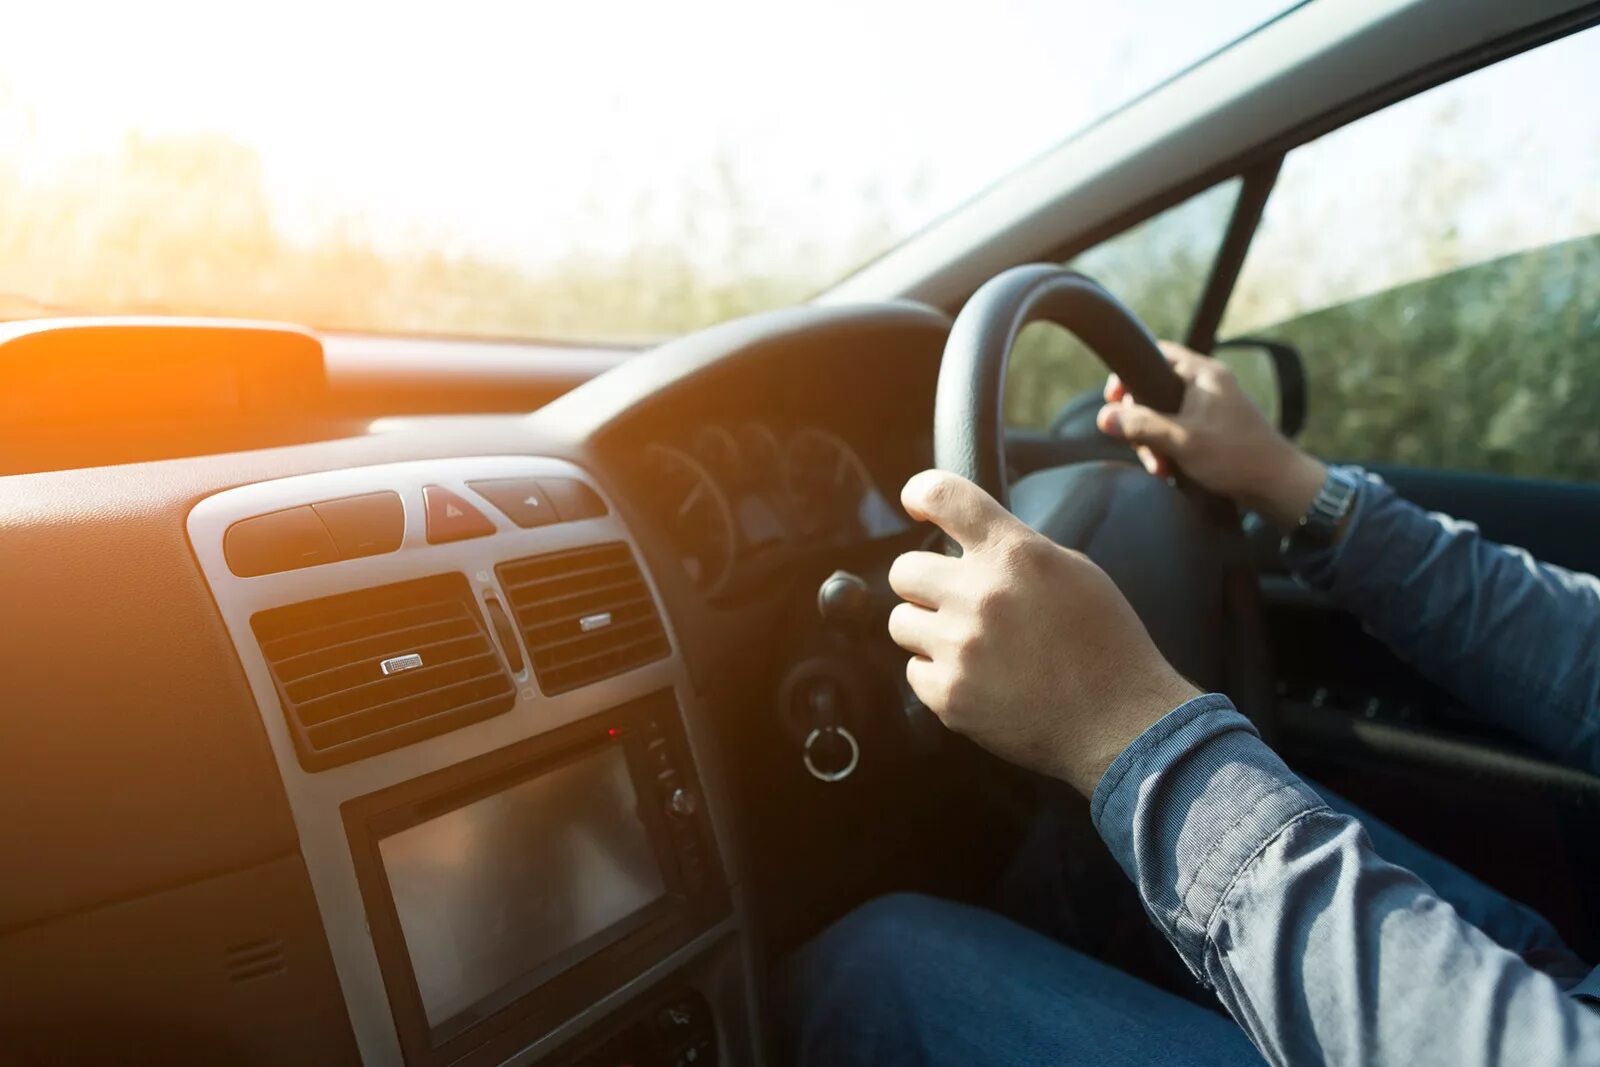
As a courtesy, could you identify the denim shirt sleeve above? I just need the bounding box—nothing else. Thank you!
[1092,695,1600,1066]
[1284,467,1600,774]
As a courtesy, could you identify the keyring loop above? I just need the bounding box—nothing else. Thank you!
[803,725,860,783]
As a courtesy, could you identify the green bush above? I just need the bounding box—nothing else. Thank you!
[1267,235,1600,481]
[3,131,1596,484]
[1003,234,1600,484]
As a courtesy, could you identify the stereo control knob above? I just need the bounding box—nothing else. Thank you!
[667,787,698,818]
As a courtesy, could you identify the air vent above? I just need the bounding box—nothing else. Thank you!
[224,937,287,984]
[497,542,669,695]
[251,573,515,771]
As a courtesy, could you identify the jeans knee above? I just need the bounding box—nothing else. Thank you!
[834,892,950,941]
[796,893,941,988]
[773,894,964,1064]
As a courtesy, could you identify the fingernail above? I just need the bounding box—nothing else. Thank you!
[1098,406,1121,435]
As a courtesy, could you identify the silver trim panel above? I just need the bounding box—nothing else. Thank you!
[185,456,738,1065]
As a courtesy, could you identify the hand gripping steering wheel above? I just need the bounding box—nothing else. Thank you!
[934,265,1275,731]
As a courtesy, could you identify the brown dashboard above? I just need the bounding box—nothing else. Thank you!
[0,301,952,1065]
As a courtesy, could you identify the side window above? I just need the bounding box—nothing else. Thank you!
[1223,26,1600,480]
[1004,180,1239,429]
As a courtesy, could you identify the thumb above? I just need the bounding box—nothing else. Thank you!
[1097,401,1187,455]
[901,470,1020,555]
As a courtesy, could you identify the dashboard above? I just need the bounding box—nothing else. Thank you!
[637,421,908,602]
[0,302,952,1067]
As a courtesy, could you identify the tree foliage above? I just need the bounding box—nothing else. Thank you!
[2,130,1596,483]
[1003,211,1600,483]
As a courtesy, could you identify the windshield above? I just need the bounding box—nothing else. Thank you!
[1,0,1289,343]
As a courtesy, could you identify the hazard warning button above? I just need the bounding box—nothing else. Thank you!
[422,485,496,544]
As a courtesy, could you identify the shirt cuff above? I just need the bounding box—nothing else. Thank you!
[1090,693,1327,977]
[1280,464,1382,592]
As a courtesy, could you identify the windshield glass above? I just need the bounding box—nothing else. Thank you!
[1,0,1289,343]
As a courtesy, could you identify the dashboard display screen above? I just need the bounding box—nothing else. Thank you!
[378,743,667,1037]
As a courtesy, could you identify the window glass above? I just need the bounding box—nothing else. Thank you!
[0,0,1290,343]
[1223,27,1600,479]
[1005,180,1239,428]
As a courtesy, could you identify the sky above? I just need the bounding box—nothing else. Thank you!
[1227,23,1600,330]
[1,1,1595,334]
[0,0,1287,277]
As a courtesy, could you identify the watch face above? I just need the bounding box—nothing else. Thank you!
[1298,469,1359,546]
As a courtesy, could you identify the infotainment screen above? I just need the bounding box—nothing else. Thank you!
[377,743,667,1037]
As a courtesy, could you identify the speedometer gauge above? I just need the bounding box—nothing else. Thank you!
[642,443,736,596]
[780,428,896,543]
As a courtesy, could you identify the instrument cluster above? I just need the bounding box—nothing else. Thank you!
[640,421,907,599]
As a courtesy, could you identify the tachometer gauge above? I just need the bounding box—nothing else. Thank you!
[691,425,741,487]
[642,443,737,596]
[783,427,902,540]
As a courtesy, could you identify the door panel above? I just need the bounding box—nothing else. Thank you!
[1365,463,1600,575]
[1258,463,1600,959]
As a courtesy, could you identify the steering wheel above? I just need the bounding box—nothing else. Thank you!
[934,265,1275,731]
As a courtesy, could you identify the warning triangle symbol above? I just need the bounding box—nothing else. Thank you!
[446,504,463,518]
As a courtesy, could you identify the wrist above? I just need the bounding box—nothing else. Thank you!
[1067,671,1202,797]
[1243,444,1326,530]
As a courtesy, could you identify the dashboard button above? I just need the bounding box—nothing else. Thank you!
[224,507,339,576]
[467,477,558,528]
[312,491,403,559]
[423,485,496,543]
[539,477,608,521]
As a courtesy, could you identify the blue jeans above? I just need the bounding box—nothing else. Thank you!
[774,787,1580,1066]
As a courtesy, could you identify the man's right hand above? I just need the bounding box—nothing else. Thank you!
[1096,340,1329,530]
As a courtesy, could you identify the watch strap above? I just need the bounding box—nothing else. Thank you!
[1283,466,1360,550]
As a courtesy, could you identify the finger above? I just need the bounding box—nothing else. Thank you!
[901,470,1018,555]
[888,550,963,607]
[1157,339,1207,381]
[1136,444,1170,478]
[1096,401,1187,454]
[887,601,943,658]
[905,655,948,715]
[1103,373,1125,403]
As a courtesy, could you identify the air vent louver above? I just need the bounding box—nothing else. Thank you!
[224,938,287,983]
[497,542,669,695]
[251,573,515,771]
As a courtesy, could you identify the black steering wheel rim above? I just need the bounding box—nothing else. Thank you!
[931,264,1278,738]
[934,265,1183,508]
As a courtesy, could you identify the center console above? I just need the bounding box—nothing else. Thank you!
[187,456,756,1066]
[345,691,726,1066]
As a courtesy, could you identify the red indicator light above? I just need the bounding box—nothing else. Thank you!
[606,727,620,738]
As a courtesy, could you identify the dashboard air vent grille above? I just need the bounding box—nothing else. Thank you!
[224,937,287,983]
[497,542,669,695]
[250,573,515,770]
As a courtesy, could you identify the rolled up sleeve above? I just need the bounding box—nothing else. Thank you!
[1091,694,1600,1066]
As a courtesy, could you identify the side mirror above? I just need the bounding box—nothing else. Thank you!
[1210,337,1307,440]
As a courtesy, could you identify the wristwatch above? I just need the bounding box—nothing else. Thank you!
[1282,466,1361,551]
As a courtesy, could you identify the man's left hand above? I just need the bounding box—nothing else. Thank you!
[888,470,1200,796]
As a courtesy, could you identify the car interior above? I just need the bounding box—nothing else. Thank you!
[3,2,1599,1065]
